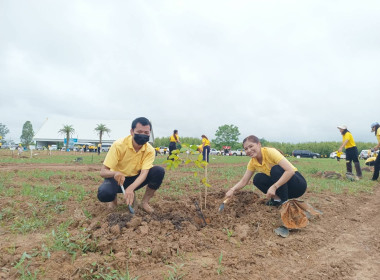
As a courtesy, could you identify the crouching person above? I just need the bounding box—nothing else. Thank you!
[225,135,307,206]
[97,117,165,213]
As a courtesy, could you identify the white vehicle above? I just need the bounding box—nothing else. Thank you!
[49,145,57,151]
[230,149,246,156]
[210,148,221,156]
[329,151,346,159]
[359,149,376,160]
[159,146,169,155]
[101,144,112,152]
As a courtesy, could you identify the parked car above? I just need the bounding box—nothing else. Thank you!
[230,149,246,156]
[329,151,346,159]
[101,144,112,152]
[159,146,169,155]
[359,149,372,160]
[49,145,58,151]
[292,150,320,159]
[210,148,221,156]
[0,144,16,149]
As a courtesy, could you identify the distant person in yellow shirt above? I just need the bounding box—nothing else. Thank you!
[97,117,165,213]
[168,130,180,158]
[370,122,380,181]
[337,125,362,179]
[224,135,307,206]
[201,135,211,162]
[97,143,101,155]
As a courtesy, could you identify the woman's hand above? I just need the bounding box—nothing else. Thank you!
[266,185,277,198]
[226,188,235,198]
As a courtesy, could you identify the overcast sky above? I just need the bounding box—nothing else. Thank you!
[1,0,379,144]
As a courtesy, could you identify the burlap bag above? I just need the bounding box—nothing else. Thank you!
[280,200,322,229]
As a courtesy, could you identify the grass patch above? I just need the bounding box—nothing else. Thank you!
[49,220,98,260]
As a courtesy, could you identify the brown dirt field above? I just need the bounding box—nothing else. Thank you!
[0,163,379,279]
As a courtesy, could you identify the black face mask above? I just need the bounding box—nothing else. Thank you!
[134,134,150,145]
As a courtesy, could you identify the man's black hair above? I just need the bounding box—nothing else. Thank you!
[131,117,152,130]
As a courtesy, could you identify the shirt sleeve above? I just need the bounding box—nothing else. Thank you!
[247,159,256,172]
[268,148,284,164]
[141,149,155,170]
[103,143,119,170]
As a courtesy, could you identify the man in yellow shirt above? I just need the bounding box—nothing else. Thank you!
[370,122,380,181]
[97,117,165,213]
[337,125,362,179]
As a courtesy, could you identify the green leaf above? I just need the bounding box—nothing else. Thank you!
[193,172,198,177]
[190,145,199,151]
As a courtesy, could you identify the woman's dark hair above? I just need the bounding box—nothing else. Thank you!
[131,117,151,130]
[173,130,178,141]
[374,125,380,136]
[201,135,208,140]
[243,135,260,145]
[340,129,349,135]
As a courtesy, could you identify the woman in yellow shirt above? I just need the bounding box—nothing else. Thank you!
[337,125,362,178]
[370,122,380,181]
[225,135,307,206]
[168,130,180,158]
[201,135,211,162]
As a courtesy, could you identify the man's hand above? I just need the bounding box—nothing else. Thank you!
[338,147,342,153]
[124,188,134,206]
[266,185,277,198]
[114,171,125,186]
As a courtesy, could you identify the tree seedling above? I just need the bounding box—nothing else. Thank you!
[164,144,211,210]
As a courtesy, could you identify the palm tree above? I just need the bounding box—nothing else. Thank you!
[94,124,111,147]
[58,125,75,152]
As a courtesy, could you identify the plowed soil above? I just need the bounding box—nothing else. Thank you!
[0,162,379,279]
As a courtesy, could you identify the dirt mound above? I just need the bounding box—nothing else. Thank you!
[1,162,379,280]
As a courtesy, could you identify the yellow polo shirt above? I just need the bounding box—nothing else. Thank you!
[247,147,297,176]
[342,132,356,149]
[103,135,155,177]
[202,138,210,146]
[170,134,179,142]
[376,128,380,144]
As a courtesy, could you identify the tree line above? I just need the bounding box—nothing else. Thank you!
[0,122,376,155]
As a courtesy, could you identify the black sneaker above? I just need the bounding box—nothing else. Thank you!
[265,199,282,207]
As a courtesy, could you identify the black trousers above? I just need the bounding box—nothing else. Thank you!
[345,146,360,163]
[203,146,210,162]
[253,165,307,202]
[169,142,176,156]
[97,166,165,202]
[372,153,380,180]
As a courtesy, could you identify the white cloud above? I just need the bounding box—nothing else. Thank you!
[1,0,379,144]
